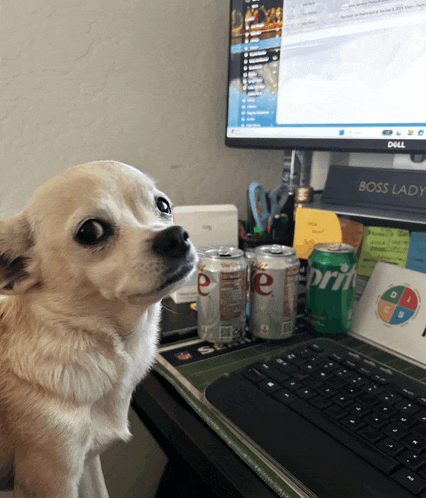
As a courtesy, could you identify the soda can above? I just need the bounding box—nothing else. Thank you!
[306,243,358,334]
[197,246,247,344]
[249,244,300,340]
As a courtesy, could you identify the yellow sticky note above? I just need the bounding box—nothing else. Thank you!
[294,208,342,259]
[358,227,410,277]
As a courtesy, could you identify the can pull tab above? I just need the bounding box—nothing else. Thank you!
[270,244,283,254]
[218,246,232,257]
[329,243,343,251]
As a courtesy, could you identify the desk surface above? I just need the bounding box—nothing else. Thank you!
[133,372,280,498]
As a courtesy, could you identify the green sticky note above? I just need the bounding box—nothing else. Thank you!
[358,227,410,277]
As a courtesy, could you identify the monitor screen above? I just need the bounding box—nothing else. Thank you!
[226,0,426,153]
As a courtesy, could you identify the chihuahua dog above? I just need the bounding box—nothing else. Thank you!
[0,161,197,497]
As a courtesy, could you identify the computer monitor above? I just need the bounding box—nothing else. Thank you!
[226,0,426,154]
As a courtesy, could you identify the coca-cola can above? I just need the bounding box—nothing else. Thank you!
[197,246,247,344]
[250,244,300,340]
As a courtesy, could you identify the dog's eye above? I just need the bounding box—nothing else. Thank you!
[156,197,172,215]
[75,219,109,246]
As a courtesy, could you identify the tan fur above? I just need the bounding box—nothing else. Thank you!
[0,161,197,497]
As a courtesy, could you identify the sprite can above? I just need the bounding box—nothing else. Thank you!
[306,243,357,334]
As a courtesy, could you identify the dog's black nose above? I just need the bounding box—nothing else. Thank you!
[152,226,191,259]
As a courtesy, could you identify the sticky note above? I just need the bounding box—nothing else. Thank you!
[294,208,342,259]
[406,232,426,274]
[338,218,364,255]
[358,227,410,277]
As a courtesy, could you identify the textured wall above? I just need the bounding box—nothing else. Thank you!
[1,0,303,219]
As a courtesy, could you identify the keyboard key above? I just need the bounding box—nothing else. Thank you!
[364,412,388,429]
[258,379,282,394]
[283,378,302,391]
[252,361,274,374]
[340,415,365,432]
[242,367,266,383]
[308,342,323,353]
[325,404,348,421]
[357,425,384,444]
[343,359,360,370]
[332,394,353,407]
[402,434,426,453]
[372,373,389,385]
[274,358,294,371]
[391,467,426,495]
[318,360,338,371]
[396,414,416,428]
[316,385,337,398]
[341,384,361,396]
[293,347,315,358]
[361,442,398,474]
[348,401,371,418]
[357,392,379,407]
[306,355,323,364]
[347,351,362,361]
[377,437,405,458]
[356,366,373,377]
[415,413,426,425]
[396,400,421,416]
[378,391,403,405]
[283,352,298,362]
[273,388,296,405]
[295,387,316,400]
[303,376,324,390]
[361,358,377,369]
[290,370,309,381]
[309,395,332,411]
[325,376,346,389]
[264,367,290,384]
[399,387,417,400]
[397,450,426,472]
[362,382,384,395]
[346,374,368,388]
[329,352,344,363]
[379,366,395,377]
[374,404,397,418]
[334,367,353,379]
[418,466,426,480]
[315,370,332,382]
[299,362,320,374]
[384,422,408,441]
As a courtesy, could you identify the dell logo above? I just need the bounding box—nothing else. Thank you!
[388,141,406,149]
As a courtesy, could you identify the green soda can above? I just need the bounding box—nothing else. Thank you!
[306,243,358,334]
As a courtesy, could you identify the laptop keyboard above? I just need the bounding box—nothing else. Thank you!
[205,338,426,498]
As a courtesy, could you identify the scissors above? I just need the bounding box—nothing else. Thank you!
[248,182,269,233]
[249,181,290,234]
[268,182,289,231]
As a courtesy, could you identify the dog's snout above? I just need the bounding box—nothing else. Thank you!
[152,226,191,259]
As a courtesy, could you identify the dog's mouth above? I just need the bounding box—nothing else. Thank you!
[157,262,194,291]
[127,259,196,302]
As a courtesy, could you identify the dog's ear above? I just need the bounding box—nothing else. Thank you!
[0,214,41,295]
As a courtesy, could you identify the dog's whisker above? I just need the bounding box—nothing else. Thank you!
[161,302,178,315]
